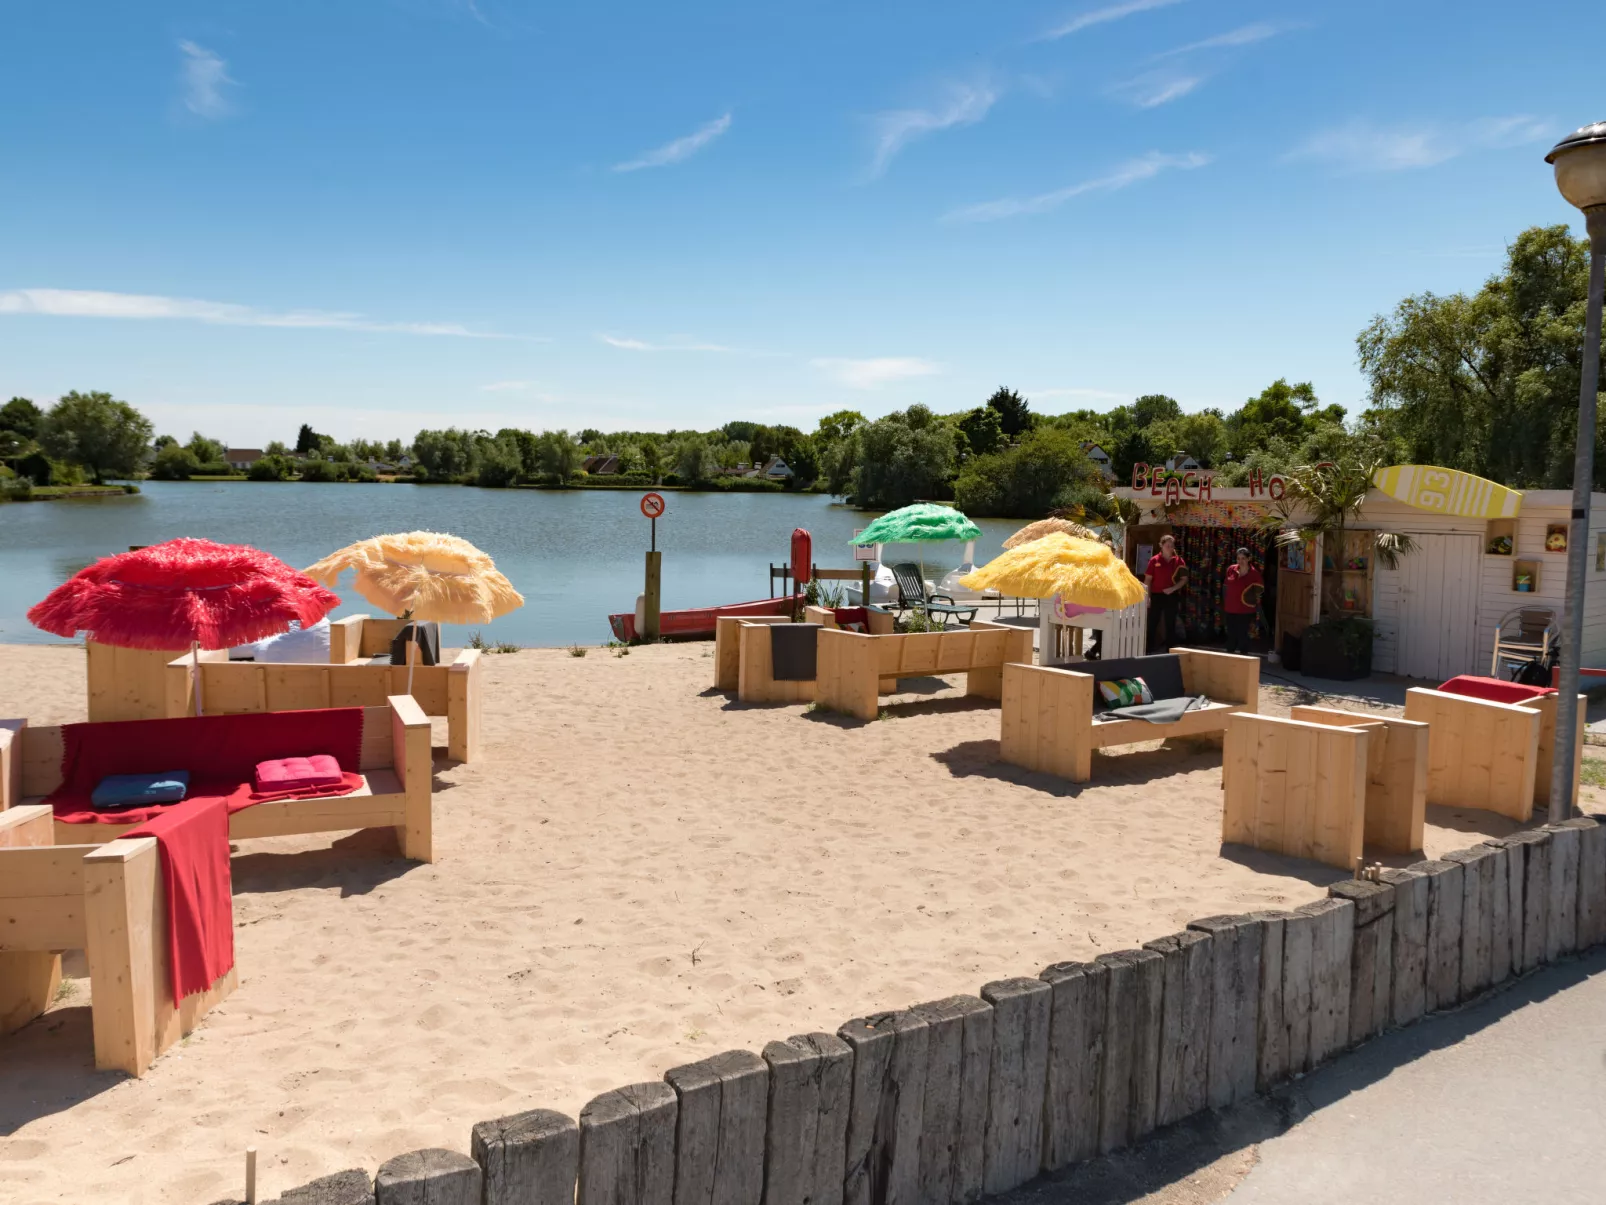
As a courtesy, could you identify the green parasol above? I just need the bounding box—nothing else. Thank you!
[850,503,981,546]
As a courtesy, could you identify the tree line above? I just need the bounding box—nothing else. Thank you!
[6,223,1600,512]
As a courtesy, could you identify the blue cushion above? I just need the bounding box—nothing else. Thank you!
[90,771,191,810]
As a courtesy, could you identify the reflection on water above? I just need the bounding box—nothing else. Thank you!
[0,482,1027,647]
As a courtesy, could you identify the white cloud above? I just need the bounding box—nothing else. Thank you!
[1287,116,1551,172]
[1043,0,1187,40]
[1112,70,1202,108]
[178,40,235,120]
[613,113,732,172]
[1154,22,1284,58]
[811,357,943,390]
[944,150,1211,223]
[597,333,738,353]
[0,288,515,338]
[870,83,997,176]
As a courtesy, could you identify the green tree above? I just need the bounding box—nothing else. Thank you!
[852,405,957,508]
[641,439,663,481]
[496,428,542,479]
[37,391,154,483]
[265,439,290,457]
[674,434,715,484]
[816,409,866,446]
[1359,224,1602,488]
[986,387,1034,440]
[412,428,480,480]
[476,434,523,487]
[185,432,226,464]
[1130,393,1183,429]
[294,423,326,455]
[536,429,582,480]
[149,443,202,480]
[384,438,406,462]
[298,456,342,483]
[1226,379,1330,460]
[248,454,292,481]
[1,397,42,439]
[953,428,1101,517]
[958,406,1004,457]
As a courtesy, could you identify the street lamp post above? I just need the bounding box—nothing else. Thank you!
[1545,121,1606,822]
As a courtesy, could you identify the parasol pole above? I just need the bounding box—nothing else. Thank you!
[406,638,416,696]
[191,641,205,716]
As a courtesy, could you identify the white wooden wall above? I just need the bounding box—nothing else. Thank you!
[1368,491,1606,679]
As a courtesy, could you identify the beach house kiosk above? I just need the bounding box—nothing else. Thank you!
[1115,471,1606,682]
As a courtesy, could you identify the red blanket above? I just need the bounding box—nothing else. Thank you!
[50,708,367,825]
[127,798,235,1004]
[1438,675,1555,705]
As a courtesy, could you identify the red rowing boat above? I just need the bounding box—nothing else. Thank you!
[608,595,796,643]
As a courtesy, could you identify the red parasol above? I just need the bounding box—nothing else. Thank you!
[791,528,812,588]
[29,538,340,714]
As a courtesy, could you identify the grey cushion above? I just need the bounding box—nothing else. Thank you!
[770,623,821,681]
[1083,654,1186,709]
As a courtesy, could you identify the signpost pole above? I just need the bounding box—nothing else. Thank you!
[640,493,665,642]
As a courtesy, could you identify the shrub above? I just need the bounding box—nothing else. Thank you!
[149,444,201,480]
[298,457,342,483]
[1,475,33,501]
[248,454,292,481]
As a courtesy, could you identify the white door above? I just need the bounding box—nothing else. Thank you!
[1395,533,1480,680]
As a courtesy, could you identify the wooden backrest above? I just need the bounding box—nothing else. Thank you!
[1222,712,1369,871]
[889,563,926,605]
[1402,687,1540,820]
[868,625,1032,677]
[1173,647,1260,706]
[1289,704,1428,853]
[167,657,451,718]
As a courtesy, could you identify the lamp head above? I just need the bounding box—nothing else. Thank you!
[1546,121,1606,212]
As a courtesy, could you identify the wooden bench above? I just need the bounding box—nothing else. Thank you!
[814,621,1034,721]
[1220,713,1369,871]
[86,614,484,762]
[999,648,1259,784]
[728,606,899,704]
[0,805,236,1076]
[1402,687,1584,823]
[713,614,795,692]
[0,697,434,862]
[1285,706,1429,855]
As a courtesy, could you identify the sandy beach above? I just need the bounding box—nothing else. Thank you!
[0,642,1583,1205]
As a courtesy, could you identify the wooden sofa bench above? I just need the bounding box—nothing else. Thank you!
[1000,648,1259,783]
[1285,705,1428,855]
[0,697,434,862]
[0,805,236,1076]
[1220,713,1370,870]
[1402,686,1584,822]
[728,606,898,704]
[814,620,1034,721]
[85,614,483,762]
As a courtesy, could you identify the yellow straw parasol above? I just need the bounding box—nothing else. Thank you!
[959,533,1145,610]
[304,531,523,689]
[1002,517,1099,549]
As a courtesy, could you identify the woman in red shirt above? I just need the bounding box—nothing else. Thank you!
[1223,546,1263,655]
[1143,534,1186,653]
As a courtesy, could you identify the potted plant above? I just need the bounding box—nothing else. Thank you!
[1270,453,1416,681]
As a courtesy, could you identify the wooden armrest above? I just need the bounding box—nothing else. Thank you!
[387,695,433,862]
[0,802,53,846]
[1,718,25,813]
[449,647,483,671]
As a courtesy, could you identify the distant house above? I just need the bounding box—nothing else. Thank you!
[760,455,793,480]
[1164,452,1201,472]
[581,454,619,475]
[226,448,264,471]
[1081,442,1114,478]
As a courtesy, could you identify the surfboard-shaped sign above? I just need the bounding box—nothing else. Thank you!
[1371,465,1522,518]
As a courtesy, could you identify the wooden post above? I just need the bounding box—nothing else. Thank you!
[1509,829,1553,972]
[1139,931,1212,1127]
[577,1083,677,1205]
[908,997,993,1205]
[838,1011,928,1205]
[1185,915,1262,1108]
[1248,911,1293,1091]
[1038,961,1107,1170]
[1378,867,1428,1027]
[1569,817,1606,949]
[644,551,662,643]
[861,562,871,607]
[1295,898,1353,1068]
[246,1148,257,1205]
[1326,881,1393,1045]
[663,1051,767,1205]
[376,1149,482,1204]
[1541,822,1582,958]
[1443,847,1494,996]
[471,1109,579,1205]
[1420,859,1465,1011]
[978,978,1050,1195]
[761,1034,851,1205]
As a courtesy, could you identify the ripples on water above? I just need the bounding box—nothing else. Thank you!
[0,482,1027,647]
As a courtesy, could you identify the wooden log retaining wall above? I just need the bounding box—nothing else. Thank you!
[211,816,1606,1205]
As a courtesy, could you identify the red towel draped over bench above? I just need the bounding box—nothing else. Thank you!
[1438,675,1555,705]
[47,707,367,826]
[127,799,235,1003]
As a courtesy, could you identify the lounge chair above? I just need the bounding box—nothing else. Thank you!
[1,697,434,861]
[889,563,980,629]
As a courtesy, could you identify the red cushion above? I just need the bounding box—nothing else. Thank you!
[1438,675,1554,704]
[254,754,344,793]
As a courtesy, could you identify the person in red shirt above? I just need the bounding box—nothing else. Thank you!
[1143,534,1186,652]
[1223,546,1264,655]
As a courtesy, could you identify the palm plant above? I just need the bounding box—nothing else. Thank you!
[1054,491,1140,547]
[1271,455,1417,620]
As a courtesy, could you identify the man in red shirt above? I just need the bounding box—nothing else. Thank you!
[1144,533,1185,653]
[1223,546,1263,655]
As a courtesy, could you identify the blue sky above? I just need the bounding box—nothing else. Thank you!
[0,1,1598,446]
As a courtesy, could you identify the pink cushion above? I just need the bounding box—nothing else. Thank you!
[254,754,344,793]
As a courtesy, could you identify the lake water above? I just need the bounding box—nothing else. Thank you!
[0,482,1027,648]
